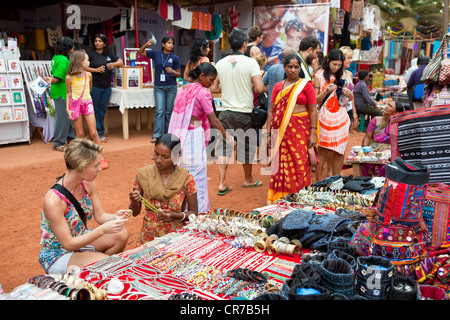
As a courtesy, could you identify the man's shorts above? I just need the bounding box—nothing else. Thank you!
[70,98,94,120]
[218,110,258,164]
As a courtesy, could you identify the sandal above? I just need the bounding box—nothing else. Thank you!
[150,138,157,144]
[53,145,66,152]
[100,159,109,170]
[100,136,108,143]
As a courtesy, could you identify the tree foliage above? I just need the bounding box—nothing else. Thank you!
[369,0,444,32]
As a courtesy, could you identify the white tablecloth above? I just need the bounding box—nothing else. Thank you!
[109,87,155,113]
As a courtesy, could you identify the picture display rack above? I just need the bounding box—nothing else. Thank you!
[0,43,30,145]
[20,60,54,118]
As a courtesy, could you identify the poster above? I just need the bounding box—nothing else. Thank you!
[254,3,330,71]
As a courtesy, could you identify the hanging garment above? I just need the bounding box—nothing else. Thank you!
[351,0,364,19]
[46,26,62,47]
[198,12,212,31]
[172,8,193,29]
[159,0,168,19]
[229,5,238,28]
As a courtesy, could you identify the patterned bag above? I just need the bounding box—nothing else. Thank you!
[421,33,450,83]
[422,183,450,249]
[375,158,430,228]
[439,43,450,85]
[370,223,428,277]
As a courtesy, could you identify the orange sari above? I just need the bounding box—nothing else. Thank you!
[267,79,311,204]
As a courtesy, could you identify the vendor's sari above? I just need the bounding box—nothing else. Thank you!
[316,70,350,155]
[362,117,391,176]
[168,82,210,213]
[267,79,311,204]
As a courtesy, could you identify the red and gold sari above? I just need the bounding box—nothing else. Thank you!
[267,79,311,204]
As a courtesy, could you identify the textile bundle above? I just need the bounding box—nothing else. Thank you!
[390,106,450,184]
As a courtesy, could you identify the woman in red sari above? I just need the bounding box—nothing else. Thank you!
[266,54,318,204]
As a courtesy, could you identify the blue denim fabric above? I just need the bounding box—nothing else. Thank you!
[153,85,178,139]
[53,97,76,147]
[91,86,112,138]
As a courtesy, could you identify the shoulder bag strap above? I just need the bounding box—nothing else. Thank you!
[51,183,87,227]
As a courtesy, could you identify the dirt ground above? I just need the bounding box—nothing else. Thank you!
[0,125,364,293]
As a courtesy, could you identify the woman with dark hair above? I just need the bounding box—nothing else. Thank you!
[183,38,211,82]
[85,33,123,143]
[45,36,76,152]
[128,133,198,244]
[361,100,405,176]
[138,36,181,143]
[169,63,234,212]
[313,49,352,180]
[266,54,318,204]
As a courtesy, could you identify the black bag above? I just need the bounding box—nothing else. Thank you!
[251,92,268,128]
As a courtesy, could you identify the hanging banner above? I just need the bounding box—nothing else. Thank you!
[254,3,330,71]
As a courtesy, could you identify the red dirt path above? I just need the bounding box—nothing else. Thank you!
[0,126,363,292]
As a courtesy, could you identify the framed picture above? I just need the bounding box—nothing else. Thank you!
[0,57,6,72]
[0,90,11,105]
[1,107,12,121]
[12,91,23,104]
[9,74,22,89]
[13,107,24,120]
[0,75,8,88]
[7,59,20,72]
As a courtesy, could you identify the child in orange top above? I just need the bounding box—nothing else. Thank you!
[66,49,108,169]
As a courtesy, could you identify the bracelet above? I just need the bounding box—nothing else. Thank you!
[178,212,186,221]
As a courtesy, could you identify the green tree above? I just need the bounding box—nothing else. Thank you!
[370,0,444,32]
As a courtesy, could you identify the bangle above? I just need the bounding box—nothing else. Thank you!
[178,212,186,221]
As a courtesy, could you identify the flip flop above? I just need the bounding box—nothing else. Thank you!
[241,180,263,188]
[217,186,232,196]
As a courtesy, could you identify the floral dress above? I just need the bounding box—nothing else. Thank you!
[133,173,197,246]
[39,183,94,272]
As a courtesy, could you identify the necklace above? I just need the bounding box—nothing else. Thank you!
[282,77,300,89]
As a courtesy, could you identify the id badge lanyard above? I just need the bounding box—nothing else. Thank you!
[160,53,172,82]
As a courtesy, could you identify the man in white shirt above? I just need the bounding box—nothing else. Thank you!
[211,28,264,196]
[297,36,322,81]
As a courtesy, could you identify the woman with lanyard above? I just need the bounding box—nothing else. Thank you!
[85,33,123,143]
[138,36,181,143]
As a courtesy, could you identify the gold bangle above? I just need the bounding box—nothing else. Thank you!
[254,239,266,253]
[267,244,279,256]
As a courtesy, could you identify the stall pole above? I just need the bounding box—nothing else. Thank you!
[135,0,139,47]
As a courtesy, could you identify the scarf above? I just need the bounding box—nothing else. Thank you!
[136,164,189,202]
[169,82,210,149]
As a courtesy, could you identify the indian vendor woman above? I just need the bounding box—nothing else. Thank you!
[361,100,405,176]
[39,138,130,274]
[129,133,198,245]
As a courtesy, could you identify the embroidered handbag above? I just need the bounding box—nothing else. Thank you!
[422,183,450,249]
[370,223,428,277]
[374,157,430,228]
